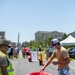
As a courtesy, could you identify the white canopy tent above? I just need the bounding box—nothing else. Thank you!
[60,35,75,46]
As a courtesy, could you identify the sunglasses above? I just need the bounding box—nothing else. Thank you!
[54,43,58,46]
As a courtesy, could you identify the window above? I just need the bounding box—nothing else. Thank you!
[58,35,60,37]
[55,35,57,37]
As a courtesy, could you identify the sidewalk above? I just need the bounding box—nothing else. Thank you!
[69,60,75,70]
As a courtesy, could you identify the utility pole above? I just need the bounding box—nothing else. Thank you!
[17,32,20,50]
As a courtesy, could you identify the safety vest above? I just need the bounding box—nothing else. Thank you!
[0,51,14,75]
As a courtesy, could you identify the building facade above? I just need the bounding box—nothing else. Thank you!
[0,31,5,39]
[69,31,75,38]
[35,31,64,42]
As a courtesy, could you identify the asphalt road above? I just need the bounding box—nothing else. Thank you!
[10,58,75,75]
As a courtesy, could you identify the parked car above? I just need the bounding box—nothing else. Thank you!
[49,48,55,57]
[68,48,75,58]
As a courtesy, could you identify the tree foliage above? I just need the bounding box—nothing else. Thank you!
[61,33,68,40]
[21,36,54,51]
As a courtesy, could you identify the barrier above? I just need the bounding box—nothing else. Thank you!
[29,52,32,62]
[32,51,38,61]
[26,72,52,75]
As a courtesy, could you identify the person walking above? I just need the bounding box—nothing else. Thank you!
[45,46,50,60]
[7,45,14,59]
[0,40,14,75]
[37,47,44,66]
[21,47,26,58]
[13,46,19,59]
[25,47,30,58]
[40,38,70,75]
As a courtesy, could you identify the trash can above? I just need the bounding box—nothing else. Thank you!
[26,72,52,75]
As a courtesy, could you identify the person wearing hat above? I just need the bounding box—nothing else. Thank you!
[0,40,14,75]
[40,38,70,75]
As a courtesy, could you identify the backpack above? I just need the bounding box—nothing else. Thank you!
[7,48,11,53]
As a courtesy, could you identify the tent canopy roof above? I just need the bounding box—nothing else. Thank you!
[60,35,75,45]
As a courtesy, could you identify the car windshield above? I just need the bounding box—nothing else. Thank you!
[70,49,75,52]
[49,48,55,53]
[70,48,75,50]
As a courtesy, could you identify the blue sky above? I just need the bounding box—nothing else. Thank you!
[0,0,75,43]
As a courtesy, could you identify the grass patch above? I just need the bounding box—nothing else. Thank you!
[70,58,75,61]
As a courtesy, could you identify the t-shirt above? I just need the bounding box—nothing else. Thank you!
[25,47,29,52]
[0,51,8,66]
[22,47,25,52]
[14,47,19,53]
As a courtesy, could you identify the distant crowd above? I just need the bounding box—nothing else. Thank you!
[7,45,51,63]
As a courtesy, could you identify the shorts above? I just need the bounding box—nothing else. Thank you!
[58,67,70,75]
[26,52,30,55]
[22,52,25,54]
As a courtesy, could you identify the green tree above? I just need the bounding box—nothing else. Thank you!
[47,36,53,46]
[62,33,68,40]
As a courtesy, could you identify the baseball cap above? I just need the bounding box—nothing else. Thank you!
[51,38,59,44]
[0,39,11,47]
